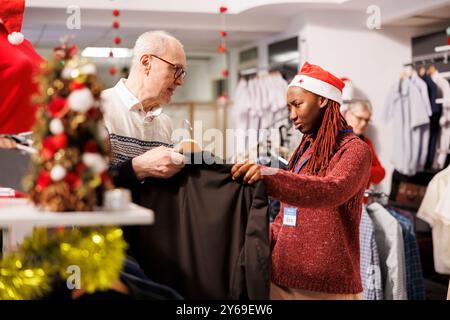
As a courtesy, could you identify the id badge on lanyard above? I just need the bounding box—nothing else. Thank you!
[283,206,298,227]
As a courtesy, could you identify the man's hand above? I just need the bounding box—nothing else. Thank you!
[132,146,185,179]
[231,160,262,185]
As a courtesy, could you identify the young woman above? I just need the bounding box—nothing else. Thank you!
[231,62,372,300]
[343,101,385,185]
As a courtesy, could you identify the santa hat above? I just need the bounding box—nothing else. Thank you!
[0,0,25,45]
[288,62,345,104]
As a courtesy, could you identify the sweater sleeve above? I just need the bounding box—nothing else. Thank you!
[109,159,142,191]
[263,139,372,209]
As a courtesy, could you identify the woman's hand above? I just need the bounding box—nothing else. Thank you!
[0,137,17,149]
[231,160,262,185]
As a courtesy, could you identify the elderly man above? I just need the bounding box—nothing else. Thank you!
[102,31,187,186]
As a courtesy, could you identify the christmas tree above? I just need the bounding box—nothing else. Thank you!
[26,42,113,211]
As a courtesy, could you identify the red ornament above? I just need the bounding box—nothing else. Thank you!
[219,6,228,13]
[217,44,226,53]
[109,67,117,76]
[112,9,120,17]
[112,21,120,29]
[64,172,81,189]
[100,171,111,184]
[87,107,99,119]
[51,133,68,150]
[36,170,51,191]
[219,30,227,38]
[114,36,121,45]
[84,140,99,153]
[109,50,114,57]
[48,97,68,118]
[222,69,229,77]
[75,162,87,174]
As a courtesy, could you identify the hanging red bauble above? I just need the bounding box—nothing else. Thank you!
[222,69,229,77]
[219,6,228,13]
[114,36,121,45]
[219,30,227,38]
[109,67,117,76]
[217,44,226,53]
[112,9,120,17]
[109,50,114,57]
[112,21,120,29]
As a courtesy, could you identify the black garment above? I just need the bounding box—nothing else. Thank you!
[113,153,271,300]
[421,74,442,169]
[41,258,182,300]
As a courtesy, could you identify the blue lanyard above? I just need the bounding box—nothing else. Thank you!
[290,128,353,174]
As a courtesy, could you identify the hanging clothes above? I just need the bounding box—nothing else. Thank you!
[421,73,442,169]
[417,165,450,274]
[388,209,426,300]
[365,202,407,300]
[385,78,430,175]
[430,71,450,170]
[232,72,288,131]
[360,206,384,300]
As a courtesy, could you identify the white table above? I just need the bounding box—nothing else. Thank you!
[0,198,154,253]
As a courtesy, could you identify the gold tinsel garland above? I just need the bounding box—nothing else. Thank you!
[0,227,127,300]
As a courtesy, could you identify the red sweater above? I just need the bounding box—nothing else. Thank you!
[361,135,385,185]
[263,132,372,294]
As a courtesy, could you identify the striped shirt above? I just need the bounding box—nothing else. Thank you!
[101,79,173,166]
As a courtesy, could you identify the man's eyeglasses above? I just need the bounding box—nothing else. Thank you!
[150,54,186,80]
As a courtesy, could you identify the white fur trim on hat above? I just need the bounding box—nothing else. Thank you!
[8,32,24,45]
[288,75,342,104]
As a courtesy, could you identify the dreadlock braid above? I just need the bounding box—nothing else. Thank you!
[304,100,348,176]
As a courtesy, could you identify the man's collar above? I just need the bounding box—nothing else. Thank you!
[113,78,163,118]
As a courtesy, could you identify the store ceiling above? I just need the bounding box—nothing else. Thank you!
[22,0,450,55]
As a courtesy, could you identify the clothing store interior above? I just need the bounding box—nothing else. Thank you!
[0,0,450,301]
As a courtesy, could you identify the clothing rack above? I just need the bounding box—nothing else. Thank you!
[239,58,298,76]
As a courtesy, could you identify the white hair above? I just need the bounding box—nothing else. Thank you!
[132,30,183,66]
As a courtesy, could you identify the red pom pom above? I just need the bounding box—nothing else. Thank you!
[36,170,51,191]
[112,21,120,29]
[114,36,121,45]
[112,9,120,17]
[217,44,226,53]
[70,81,85,91]
[48,97,68,117]
[219,30,227,38]
[222,69,229,77]
[219,6,228,13]
[84,140,99,153]
[109,67,117,76]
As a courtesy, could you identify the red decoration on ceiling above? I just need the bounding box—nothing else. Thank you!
[222,69,229,78]
[219,30,227,38]
[109,67,117,76]
[112,9,120,17]
[112,21,120,29]
[219,6,228,13]
[114,36,121,45]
